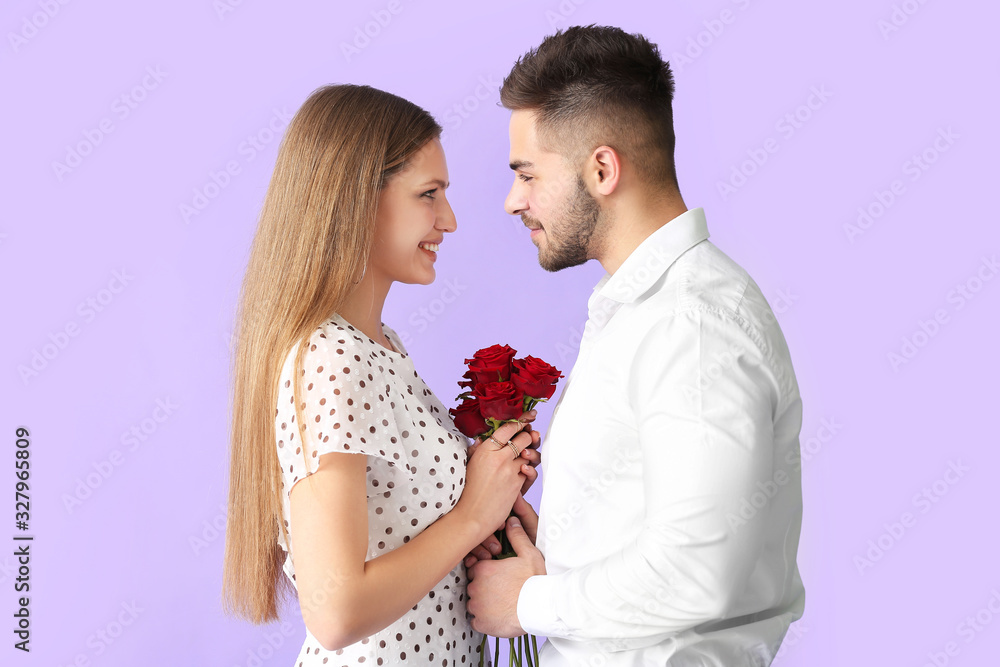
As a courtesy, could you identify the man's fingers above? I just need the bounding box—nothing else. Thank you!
[519,464,538,495]
[512,493,539,543]
[520,447,540,463]
[504,515,535,555]
[513,492,538,520]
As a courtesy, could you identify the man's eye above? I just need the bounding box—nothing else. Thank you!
[518,174,533,183]
[421,189,437,199]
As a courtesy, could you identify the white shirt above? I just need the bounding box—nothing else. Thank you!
[517,207,806,666]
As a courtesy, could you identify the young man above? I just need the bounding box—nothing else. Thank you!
[465,25,806,665]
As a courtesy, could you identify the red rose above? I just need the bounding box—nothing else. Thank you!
[511,356,564,400]
[457,369,477,391]
[449,398,488,439]
[464,344,517,385]
[472,381,524,422]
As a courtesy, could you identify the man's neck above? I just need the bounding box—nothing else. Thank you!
[598,196,688,275]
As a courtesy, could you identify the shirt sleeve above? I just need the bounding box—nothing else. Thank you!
[517,306,779,649]
[280,325,412,493]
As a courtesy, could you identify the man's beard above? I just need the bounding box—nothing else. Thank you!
[527,175,604,273]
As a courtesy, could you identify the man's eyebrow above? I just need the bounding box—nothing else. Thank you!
[420,179,450,189]
[509,160,534,171]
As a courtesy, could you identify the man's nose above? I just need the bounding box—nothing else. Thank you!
[505,185,525,216]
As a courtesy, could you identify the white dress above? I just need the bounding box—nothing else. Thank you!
[274,312,490,665]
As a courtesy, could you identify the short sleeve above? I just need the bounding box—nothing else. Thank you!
[276,324,412,494]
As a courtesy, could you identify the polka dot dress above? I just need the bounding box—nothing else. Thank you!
[274,313,490,666]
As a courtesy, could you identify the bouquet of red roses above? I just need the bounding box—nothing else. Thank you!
[448,344,562,667]
[450,344,563,441]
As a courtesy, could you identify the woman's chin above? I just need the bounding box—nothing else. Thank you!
[403,269,436,286]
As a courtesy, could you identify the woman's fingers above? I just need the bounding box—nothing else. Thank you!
[471,544,493,561]
[490,410,537,444]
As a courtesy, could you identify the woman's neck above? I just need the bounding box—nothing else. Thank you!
[337,270,393,346]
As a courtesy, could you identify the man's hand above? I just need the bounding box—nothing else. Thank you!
[464,493,538,568]
[466,514,546,638]
[464,419,541,564]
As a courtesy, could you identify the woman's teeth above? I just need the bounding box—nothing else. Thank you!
[418,242,439,252]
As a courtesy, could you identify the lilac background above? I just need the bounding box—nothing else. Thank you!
[3,0,998,665]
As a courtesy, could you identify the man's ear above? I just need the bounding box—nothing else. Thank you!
[588,145,622,196]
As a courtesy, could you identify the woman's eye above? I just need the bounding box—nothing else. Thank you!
[421,189,437,199]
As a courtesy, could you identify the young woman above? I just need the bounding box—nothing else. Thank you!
[222,84,541,665]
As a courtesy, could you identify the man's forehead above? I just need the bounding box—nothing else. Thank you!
[509,109,538,138]
[509,110,562,166]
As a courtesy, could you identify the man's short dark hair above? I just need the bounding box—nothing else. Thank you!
[500,24,679,194]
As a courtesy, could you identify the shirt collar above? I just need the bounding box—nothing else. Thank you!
[591,207,710,305]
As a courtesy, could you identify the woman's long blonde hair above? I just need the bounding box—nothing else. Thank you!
[222,84,442,624]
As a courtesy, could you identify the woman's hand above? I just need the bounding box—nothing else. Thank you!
[453,413,535,543]
[464,492,539,568]
[466,410,541,496]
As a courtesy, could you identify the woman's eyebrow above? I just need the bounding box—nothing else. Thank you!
[420,178,450,189]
